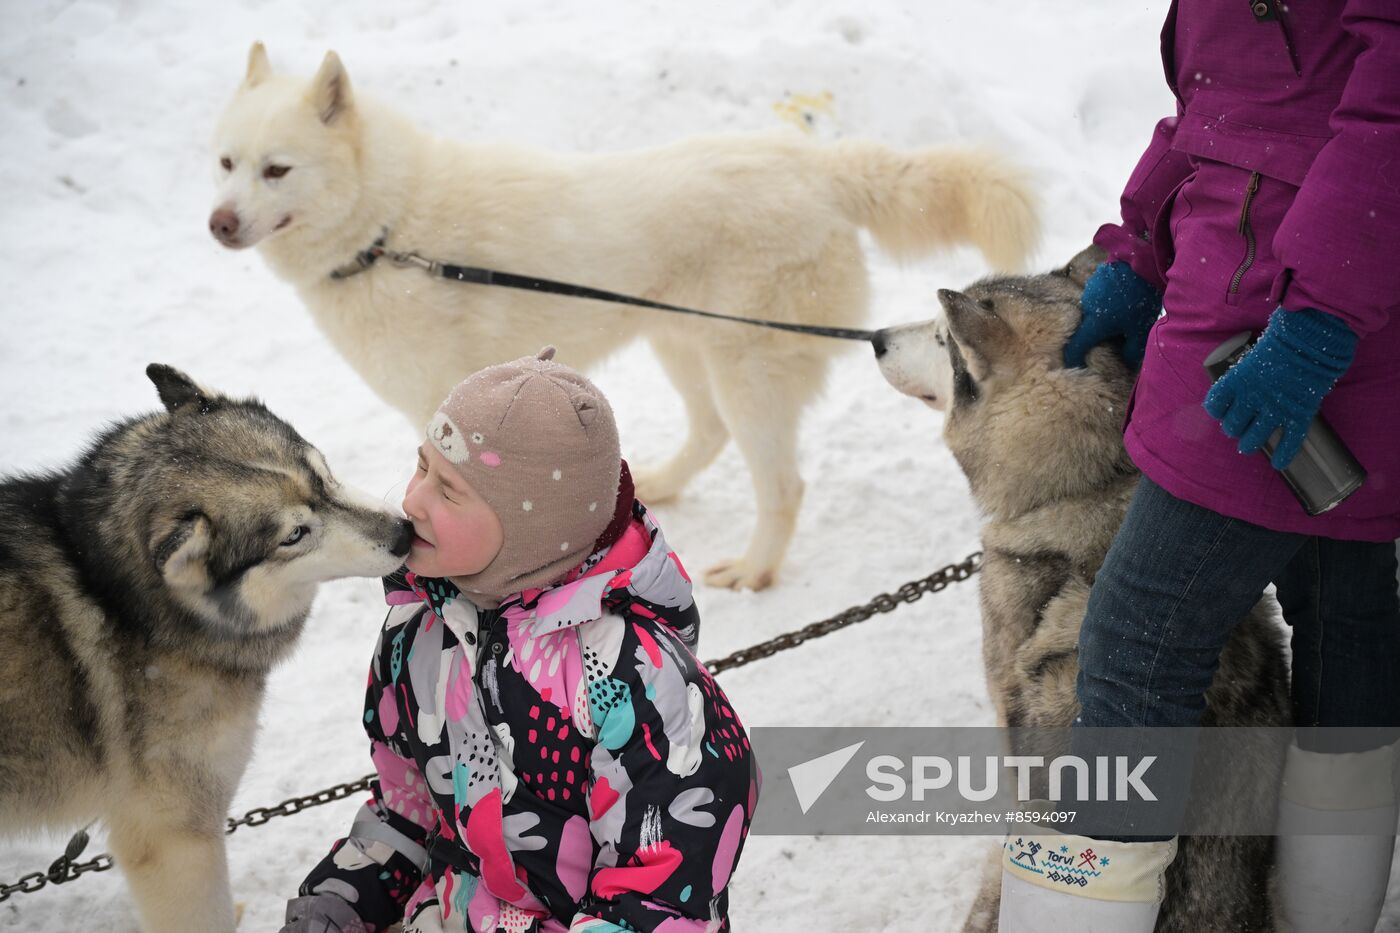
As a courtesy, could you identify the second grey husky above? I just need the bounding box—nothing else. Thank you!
[875,248,1290,931]
[208,42,1041,592]
[0,365,413,933]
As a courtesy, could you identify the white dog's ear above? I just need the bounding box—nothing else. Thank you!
[245,41,272,87]
[938,289,1010,381]
[309,51,353,125]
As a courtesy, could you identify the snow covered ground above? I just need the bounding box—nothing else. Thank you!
[3,1,1398,930]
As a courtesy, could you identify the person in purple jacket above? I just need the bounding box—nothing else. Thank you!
[996,3,1400,932]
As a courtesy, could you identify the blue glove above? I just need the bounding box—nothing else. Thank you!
[1063,261,1164,369]
[1203,307,1358,470]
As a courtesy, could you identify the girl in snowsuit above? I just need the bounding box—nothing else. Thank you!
[999,3,1400,931]
[281,348,759,933]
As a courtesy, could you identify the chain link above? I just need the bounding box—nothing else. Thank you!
[0,840,116,902]
[703,551,981,675]
[0,553,980,903]
[224,776,375,833]
[0,779,377,903]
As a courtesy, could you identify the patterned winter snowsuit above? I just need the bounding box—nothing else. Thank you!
[300,502,760,932]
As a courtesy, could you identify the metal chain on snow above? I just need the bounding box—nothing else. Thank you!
[0,778,377,903]
[0,827,114,903]
[0,552,981,904]
[223,775,376,832]
[703,550,982,675]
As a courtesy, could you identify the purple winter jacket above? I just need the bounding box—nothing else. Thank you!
[1095,0,1400,541]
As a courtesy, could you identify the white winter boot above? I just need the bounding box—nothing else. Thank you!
[996,829,1176,933]
[1275,741,1399,933]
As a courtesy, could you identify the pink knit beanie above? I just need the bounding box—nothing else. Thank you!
[426,347,622,607]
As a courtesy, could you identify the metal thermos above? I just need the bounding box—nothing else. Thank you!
[1204,331,1366,516]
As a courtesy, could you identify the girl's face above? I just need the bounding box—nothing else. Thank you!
[402,444,503,579]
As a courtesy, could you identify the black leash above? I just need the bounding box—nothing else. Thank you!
[330,235,878,344]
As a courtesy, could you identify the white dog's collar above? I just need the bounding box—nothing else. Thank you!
[328,229,389,280]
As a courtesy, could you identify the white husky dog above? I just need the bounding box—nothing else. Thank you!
[210,43,1040,590]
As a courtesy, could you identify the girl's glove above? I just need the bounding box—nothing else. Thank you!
[1204,306,1359,470]
[280,893,369,933]
[1063,261,1163,369]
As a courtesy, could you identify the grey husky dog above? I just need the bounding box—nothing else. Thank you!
[875,247,1290,932]
[0,365,412,933]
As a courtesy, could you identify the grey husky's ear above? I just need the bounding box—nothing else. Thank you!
[151,513,212,590]
[938,289,1011,381]
[146,364,214,413]
[245,41,272,87]
[1055,244,1108,289]
[308,51,353,125]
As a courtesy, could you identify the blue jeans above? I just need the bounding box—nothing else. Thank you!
[1072,475,1400,837]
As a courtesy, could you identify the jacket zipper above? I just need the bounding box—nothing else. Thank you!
[1230,172,1261,296]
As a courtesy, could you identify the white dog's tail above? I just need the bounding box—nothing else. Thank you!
[820,141,1041,271]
